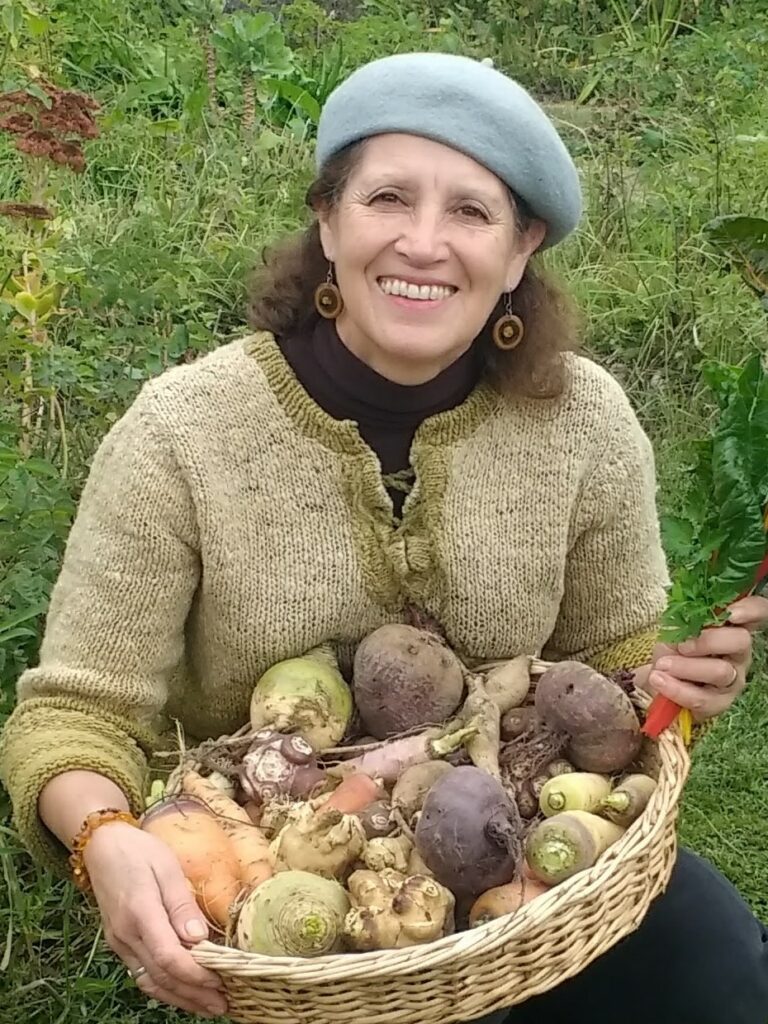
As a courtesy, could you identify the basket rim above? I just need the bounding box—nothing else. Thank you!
[191,712,690,981]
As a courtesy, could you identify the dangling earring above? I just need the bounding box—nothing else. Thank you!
[314,263,344,319]
[492,292,524,351]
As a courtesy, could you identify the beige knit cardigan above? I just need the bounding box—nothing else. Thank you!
[0,331,669,872]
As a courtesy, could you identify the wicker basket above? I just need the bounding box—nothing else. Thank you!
[189,677,690,1024]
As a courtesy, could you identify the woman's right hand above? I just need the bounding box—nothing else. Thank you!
[83,822,229,1018]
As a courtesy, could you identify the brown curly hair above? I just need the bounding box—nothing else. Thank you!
[246,142,581,398]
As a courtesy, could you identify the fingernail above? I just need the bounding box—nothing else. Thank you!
[677,640,696,655]
[656,658,672,672]
[728,608,746,624]
[185,919,208,940]
[649,671,666,690]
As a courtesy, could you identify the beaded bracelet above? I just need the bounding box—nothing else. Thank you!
[68,809,140,891]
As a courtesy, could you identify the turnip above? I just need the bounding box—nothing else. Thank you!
[353,624,465,739]
[415,766,522,902]
[235,871,350,957]
[539,772,611,817]
[391,761,454,824]
[250,647,353,749]
[525,810,625,884]
[239,730,329,806]
[600,773,657,827]
[534,661,642,773]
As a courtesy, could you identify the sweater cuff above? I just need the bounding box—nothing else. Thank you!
[0,700,154,876]
[587,628,658,674]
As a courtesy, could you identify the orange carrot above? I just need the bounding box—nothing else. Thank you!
[182,771,252,825]
[319,773,383,815]
[469,877,551,927]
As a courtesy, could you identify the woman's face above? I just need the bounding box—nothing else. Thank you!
[317,133,545,384]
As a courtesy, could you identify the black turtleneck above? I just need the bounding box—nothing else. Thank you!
[277,317,482,516]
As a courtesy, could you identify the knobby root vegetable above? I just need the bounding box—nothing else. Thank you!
[357,800,395,840]
[363,834,413,874]
[344,869,455,951]
[328,718,480,784]
[514,781,538,820]
[534,661,642,773]
[250,646,353,749]
[600,774,657,827]
[318,773,383,816]
[469,876,551,927]
[239,730,329,806]
[391,761,454,824]
[271,803,366,880]
[525,810,625,885]
[500,706,537,741]
[459,674,502,778]
[539,772,612,817]
[352,624,465,739]
[481,655,532,713]
[415,766,522,902]
[530,759,576,798]
[235,870,350,957]
[182,771,273,889]
[141,797,241,929]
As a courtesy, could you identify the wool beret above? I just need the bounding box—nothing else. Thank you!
[315,52,582,248]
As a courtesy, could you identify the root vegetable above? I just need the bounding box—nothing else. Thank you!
[358,800,395,840]
[235,870,349,957]
[500,706,537,741]
[530,759,576,798]
[239,730,328,806]
[352,624,465,739]
[250,647,353,749]
[459,674,502,778]
[415,766,522,901]
[344,869,454,951]
[363,835,413,874]
[481,655,531,713]
[534,661,642,773]
[525,810,625,885]
[600,774,657,827]
[328,718,479,784]
[141,797,241,929]
[539,772,612,817]
[271,803,365,881]
[469,877,551,927]
[318,773,383,815]
[514,781,538,820]
[391,761,454,823]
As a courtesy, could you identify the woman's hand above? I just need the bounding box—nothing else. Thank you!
[646,596,768,722]
[83,822,228,1019]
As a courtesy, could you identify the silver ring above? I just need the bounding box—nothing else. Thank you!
[128,965,148,981]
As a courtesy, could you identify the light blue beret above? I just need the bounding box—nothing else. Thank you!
[315,52,582,248]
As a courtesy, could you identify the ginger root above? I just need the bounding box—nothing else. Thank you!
[362,834,413,874]
[271,804,365,881]
[344,869,454,951]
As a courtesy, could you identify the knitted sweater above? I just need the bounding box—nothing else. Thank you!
[0,331,669,873]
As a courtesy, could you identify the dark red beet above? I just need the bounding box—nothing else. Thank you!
[414,766,522,901]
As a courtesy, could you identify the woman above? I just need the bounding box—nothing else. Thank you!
[1,53,766,1023]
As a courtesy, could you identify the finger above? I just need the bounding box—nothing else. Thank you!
[655,655,741,690]
[728,595,768,631]
[648,670,734,719]
[675,625,752,661]
[114,940,228,1018]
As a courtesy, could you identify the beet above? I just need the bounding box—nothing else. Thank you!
[534,661,642,773]
[353,624,465,740]
[414,766,522,902]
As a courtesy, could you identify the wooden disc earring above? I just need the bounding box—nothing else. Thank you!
[492,292,524,351]
[314,263,344,319]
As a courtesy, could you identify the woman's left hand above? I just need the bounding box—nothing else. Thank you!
[646,596,767,721]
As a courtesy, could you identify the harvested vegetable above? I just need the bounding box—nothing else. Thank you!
[358,800,395,840]
[141,797,241,929]
[500,706,537,741]
[515,781,538,820]
[469,877,551,926]
[328,718,479,784]
[530,759,575,798]
[235,870,350,957]
[525,810,625,885]
[182,771,273,889]
[271,803,365,881]
[318,773,383,815]
[539,772,611,817]
[239,730,328,806]
[415,766,522,901]
[250,647,353,749]
[600,774,657,827]
[459,674,502,778]
[363,835,413,874]
[534,661,641,773]
[481,655,531,713]
[391,761,454,824]
[344,869,455,951]
[353,624,465,739]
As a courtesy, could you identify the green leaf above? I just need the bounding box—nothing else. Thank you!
[660,515,696,559]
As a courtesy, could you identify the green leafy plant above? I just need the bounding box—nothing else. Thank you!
[703,214,768,308]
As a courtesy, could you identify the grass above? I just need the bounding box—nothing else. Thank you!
[1,1,767,1020]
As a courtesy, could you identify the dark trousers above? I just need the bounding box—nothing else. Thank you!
[469,849,768,1024]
